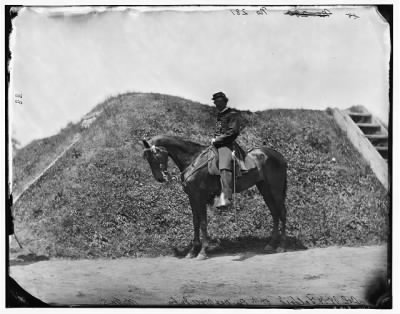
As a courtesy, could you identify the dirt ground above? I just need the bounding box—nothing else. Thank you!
[9,244,387,307]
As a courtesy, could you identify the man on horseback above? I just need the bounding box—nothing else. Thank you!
[211,91,241,210]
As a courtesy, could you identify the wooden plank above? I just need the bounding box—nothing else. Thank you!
[365,134,388,146]
[356,123,380,128]
[357,123,381,134]
[348,112,371,117]
[348,112,372,123]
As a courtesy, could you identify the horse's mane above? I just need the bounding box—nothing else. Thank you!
[151,135,207,154]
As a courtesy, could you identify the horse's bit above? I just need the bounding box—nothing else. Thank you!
[144,145,170,180]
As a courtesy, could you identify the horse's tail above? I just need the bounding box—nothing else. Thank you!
[278,151,288,203]
[283,168,288,201]
[259,146,288,197]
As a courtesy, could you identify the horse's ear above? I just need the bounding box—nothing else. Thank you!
[142,139,151,148]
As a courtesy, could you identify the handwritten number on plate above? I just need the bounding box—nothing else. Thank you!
[231,9,248,15]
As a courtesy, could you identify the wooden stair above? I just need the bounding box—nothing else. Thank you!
[356,123,381,134]
[347,112,388,161]
[375,145,388,160]
[332,106,389,191]
[348,112,372,124]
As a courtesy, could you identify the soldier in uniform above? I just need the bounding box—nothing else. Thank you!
[211,92,241,209]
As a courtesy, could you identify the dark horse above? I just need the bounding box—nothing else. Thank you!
[142,135,287,260]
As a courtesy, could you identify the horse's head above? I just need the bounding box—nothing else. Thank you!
[142,139,170,183]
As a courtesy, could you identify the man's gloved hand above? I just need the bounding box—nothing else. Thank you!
[211,138,216,146]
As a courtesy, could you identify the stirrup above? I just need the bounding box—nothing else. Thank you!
[216,192,232,209]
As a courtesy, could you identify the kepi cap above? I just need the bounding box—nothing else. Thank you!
[212,91,228,101]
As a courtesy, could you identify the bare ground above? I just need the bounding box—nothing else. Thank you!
[9,245,387,307]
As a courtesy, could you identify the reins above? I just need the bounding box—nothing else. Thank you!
[145,144,213,185]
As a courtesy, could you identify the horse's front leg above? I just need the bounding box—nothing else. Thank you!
[197,205,209,260]
[185,199,201,258]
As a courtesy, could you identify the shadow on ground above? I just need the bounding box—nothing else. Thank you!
[172,236,307,260]
[9,253,50,266]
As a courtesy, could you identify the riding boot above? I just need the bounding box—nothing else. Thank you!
[216,169,233,210]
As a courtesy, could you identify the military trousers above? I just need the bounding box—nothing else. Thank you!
[217,144,234,170]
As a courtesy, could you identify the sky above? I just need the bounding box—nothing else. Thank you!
[9,5,391,146]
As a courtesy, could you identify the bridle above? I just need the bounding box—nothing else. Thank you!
[144,144,213,185]
[144,145,170,180]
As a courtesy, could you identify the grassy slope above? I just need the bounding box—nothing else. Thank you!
[12,93,389,258]
[12,123,81,197]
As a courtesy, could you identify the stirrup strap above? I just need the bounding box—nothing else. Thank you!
[232,150,237,223]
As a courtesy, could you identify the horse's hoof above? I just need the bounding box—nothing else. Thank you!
[264,244,276,253]
[276,246,286,253]
[185,252,195,259]
[196,253,208,261]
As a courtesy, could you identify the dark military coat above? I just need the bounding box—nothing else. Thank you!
[213,107,241,170]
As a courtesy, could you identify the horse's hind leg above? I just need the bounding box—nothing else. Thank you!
[256,181,280,251]
[273,196,287,253]
[277,198,287,252]
[269,174,287,253]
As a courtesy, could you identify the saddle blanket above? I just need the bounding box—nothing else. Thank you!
[208,145,257,176]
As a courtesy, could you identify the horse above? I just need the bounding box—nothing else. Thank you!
[142,135,287,260]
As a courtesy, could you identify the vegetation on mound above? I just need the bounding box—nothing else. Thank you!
[12,92,389,258]
[12,122,81,196]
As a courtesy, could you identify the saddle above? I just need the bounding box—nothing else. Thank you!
[208,143,257,176]
[181,143,258,184]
